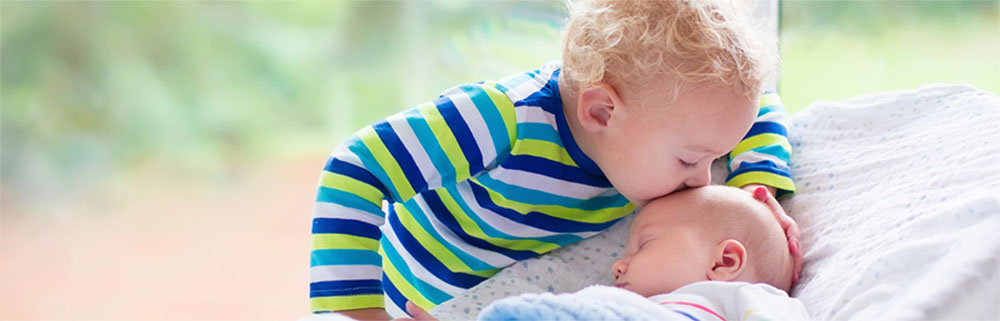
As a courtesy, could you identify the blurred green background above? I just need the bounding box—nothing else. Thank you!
[1,1,997,320]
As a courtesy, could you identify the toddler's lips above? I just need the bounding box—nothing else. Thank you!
[613,283,628,289]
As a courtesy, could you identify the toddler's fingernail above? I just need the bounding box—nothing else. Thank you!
[753,187,768,201]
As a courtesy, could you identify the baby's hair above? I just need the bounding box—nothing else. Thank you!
[561,0,778,102]
[667,186,792,291]
[707,189,790,291]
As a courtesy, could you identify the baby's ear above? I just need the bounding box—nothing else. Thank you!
[707,239,747,281]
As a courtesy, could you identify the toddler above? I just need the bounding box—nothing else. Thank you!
[310,1,799,319]
[476,185,808,320]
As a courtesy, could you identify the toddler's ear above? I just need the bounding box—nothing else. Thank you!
[576,84,621,132]
[707,239,747,281]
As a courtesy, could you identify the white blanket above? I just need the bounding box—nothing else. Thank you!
[432,84,1000,320]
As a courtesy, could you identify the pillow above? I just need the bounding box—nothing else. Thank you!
[431,84,1000,320]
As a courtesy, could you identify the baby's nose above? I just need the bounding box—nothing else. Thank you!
[611,259,627,280]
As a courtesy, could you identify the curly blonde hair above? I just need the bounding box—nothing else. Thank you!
[561,0,778,101]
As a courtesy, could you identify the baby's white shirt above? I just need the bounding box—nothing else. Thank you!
[647,281,809,321]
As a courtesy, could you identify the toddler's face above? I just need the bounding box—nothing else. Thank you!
[597,76,757,207]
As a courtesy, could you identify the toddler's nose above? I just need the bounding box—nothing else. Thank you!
[684,165,712,187]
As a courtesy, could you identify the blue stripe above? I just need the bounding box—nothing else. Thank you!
[468,181,619,233]
[387,205,489,289]
[749,145,790,162]
[443,185,583,247]
[312,218,382,239]
[543,69,602,176]
[422,191,539,261]
[316,186,385,216]
[727,160,792,179]
[502,154,612,188]
[512,69,603,176]
[514,81,561,116]
[462,85,511,164]
[310,249,382,267]
[309,280,383,297]
[516,123,563,147]
[345,136,402,202]
[672,309,700,321]
[728,144,791,174]
[379,235,452,304]
[434,96,485,175]
[743,121,787,139]
[324,158,391,201]
[404,108,458,186]
[399,200,496,272]
[373,120,428,196]
[475,172,630,211]
[383,273,409,317]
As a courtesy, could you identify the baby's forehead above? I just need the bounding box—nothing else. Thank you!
[635,186,767,224]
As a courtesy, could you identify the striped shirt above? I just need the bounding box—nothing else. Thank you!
[309,61,795,316]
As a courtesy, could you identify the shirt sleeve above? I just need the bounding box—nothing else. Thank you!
[731,283,811,321]
[724,91,796,197]
[309,83,518,313]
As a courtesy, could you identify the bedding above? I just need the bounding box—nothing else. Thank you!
[431,84,1000,320]
[479,282,808,321]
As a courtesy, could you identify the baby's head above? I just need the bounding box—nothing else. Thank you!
[611,185,794,297]
[559,0,779,206]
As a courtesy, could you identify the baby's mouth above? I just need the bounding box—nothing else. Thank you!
[613,283,628,289]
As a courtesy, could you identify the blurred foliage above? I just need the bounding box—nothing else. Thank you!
[779,1,999,110]
[1,1,564,209]
[1,1,997,214]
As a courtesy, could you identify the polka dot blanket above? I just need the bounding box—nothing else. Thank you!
[431,84,1000,320]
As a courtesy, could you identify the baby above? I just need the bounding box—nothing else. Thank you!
[475,185,808,320]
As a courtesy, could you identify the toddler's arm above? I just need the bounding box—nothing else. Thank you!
[310,83,517,314]
[724,91,795,197]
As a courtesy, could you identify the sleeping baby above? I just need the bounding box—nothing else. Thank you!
[474,185,809,320]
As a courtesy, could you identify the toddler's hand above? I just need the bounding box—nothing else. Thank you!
[393,301,438,321]
[743,184,803,286]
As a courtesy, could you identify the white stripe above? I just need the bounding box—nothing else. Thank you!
[331,144,367,169]
[385,297,407,319]
[314,202,385,225]
[729,150,788,171]
[598,188,622,197]
[486,166,610,200]
[449,91,498,170]
[381,221,467,295]
[506,64,559,103]
[516,105,558,125]
[452,182,564,238]
[310,265,382,283]
[756,110,787,124]
[386,113,443,189]
[408,195,515,267]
